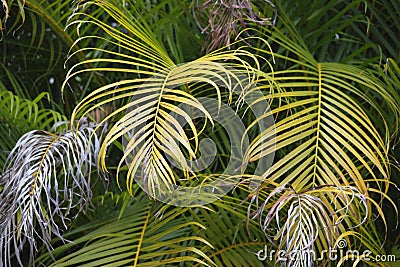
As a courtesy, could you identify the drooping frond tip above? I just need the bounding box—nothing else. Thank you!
[0,123,102,266]
[251,185,373,266]
[193,0,277,51]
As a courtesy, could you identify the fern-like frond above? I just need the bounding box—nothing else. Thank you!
[249,27,398,192]
[0,88,66,167]
[245,27,400,264]
[35,194,214,267]
[0,123,101,266]
[65,0,273,204]
[0,0,109,110]
[190,192,273,267]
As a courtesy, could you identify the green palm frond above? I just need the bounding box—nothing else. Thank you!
[35,191,275,267]
[271,0,400,64]
[377,58,400,124]
[1,0,71,101]
[0,123,102,266]
[190,193,272,267]
[0,88,66,167]
[272,0,380,64]
[0,0,109,112]
[356,0,400,62]
[139,0,204,63]
[35,194,214,267]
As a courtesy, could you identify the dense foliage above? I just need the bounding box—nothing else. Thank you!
[1,0,399,266]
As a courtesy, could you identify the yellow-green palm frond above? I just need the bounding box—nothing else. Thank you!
[65,0,174,78]
[248,28,399,191]
[58,1,399,265]
[65,1,274,203]
[72,58,265,204]
[190,193,274,267]
[35,193,215,267]
[245,27,400,264]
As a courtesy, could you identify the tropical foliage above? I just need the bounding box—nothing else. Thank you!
[0,0,399,266]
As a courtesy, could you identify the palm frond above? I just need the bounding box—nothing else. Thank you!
[0,123,101,266]
[376,58,400,130]
[65,0,274,204]
[0,0,109,112]
[244,27,400,264]
[0,88,66,167]
[356,0,400,62]
[64,0,174,78]
[272,0,380,64]
[35,194,214,267]
[254,185,374,266]
[139,0,204,63]
[249,27,398,191]
[190,193,273,267]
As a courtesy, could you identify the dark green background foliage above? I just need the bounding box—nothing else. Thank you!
[0,0,399,266]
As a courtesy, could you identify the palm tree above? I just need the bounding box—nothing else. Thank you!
[0,0,399,266]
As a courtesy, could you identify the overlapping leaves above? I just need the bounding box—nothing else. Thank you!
[66,0,269,201]
[34,193,214,267]
[0,88,66,167]
[2,0,399,266]
[245,26,399,265]
[0,123,101,266]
